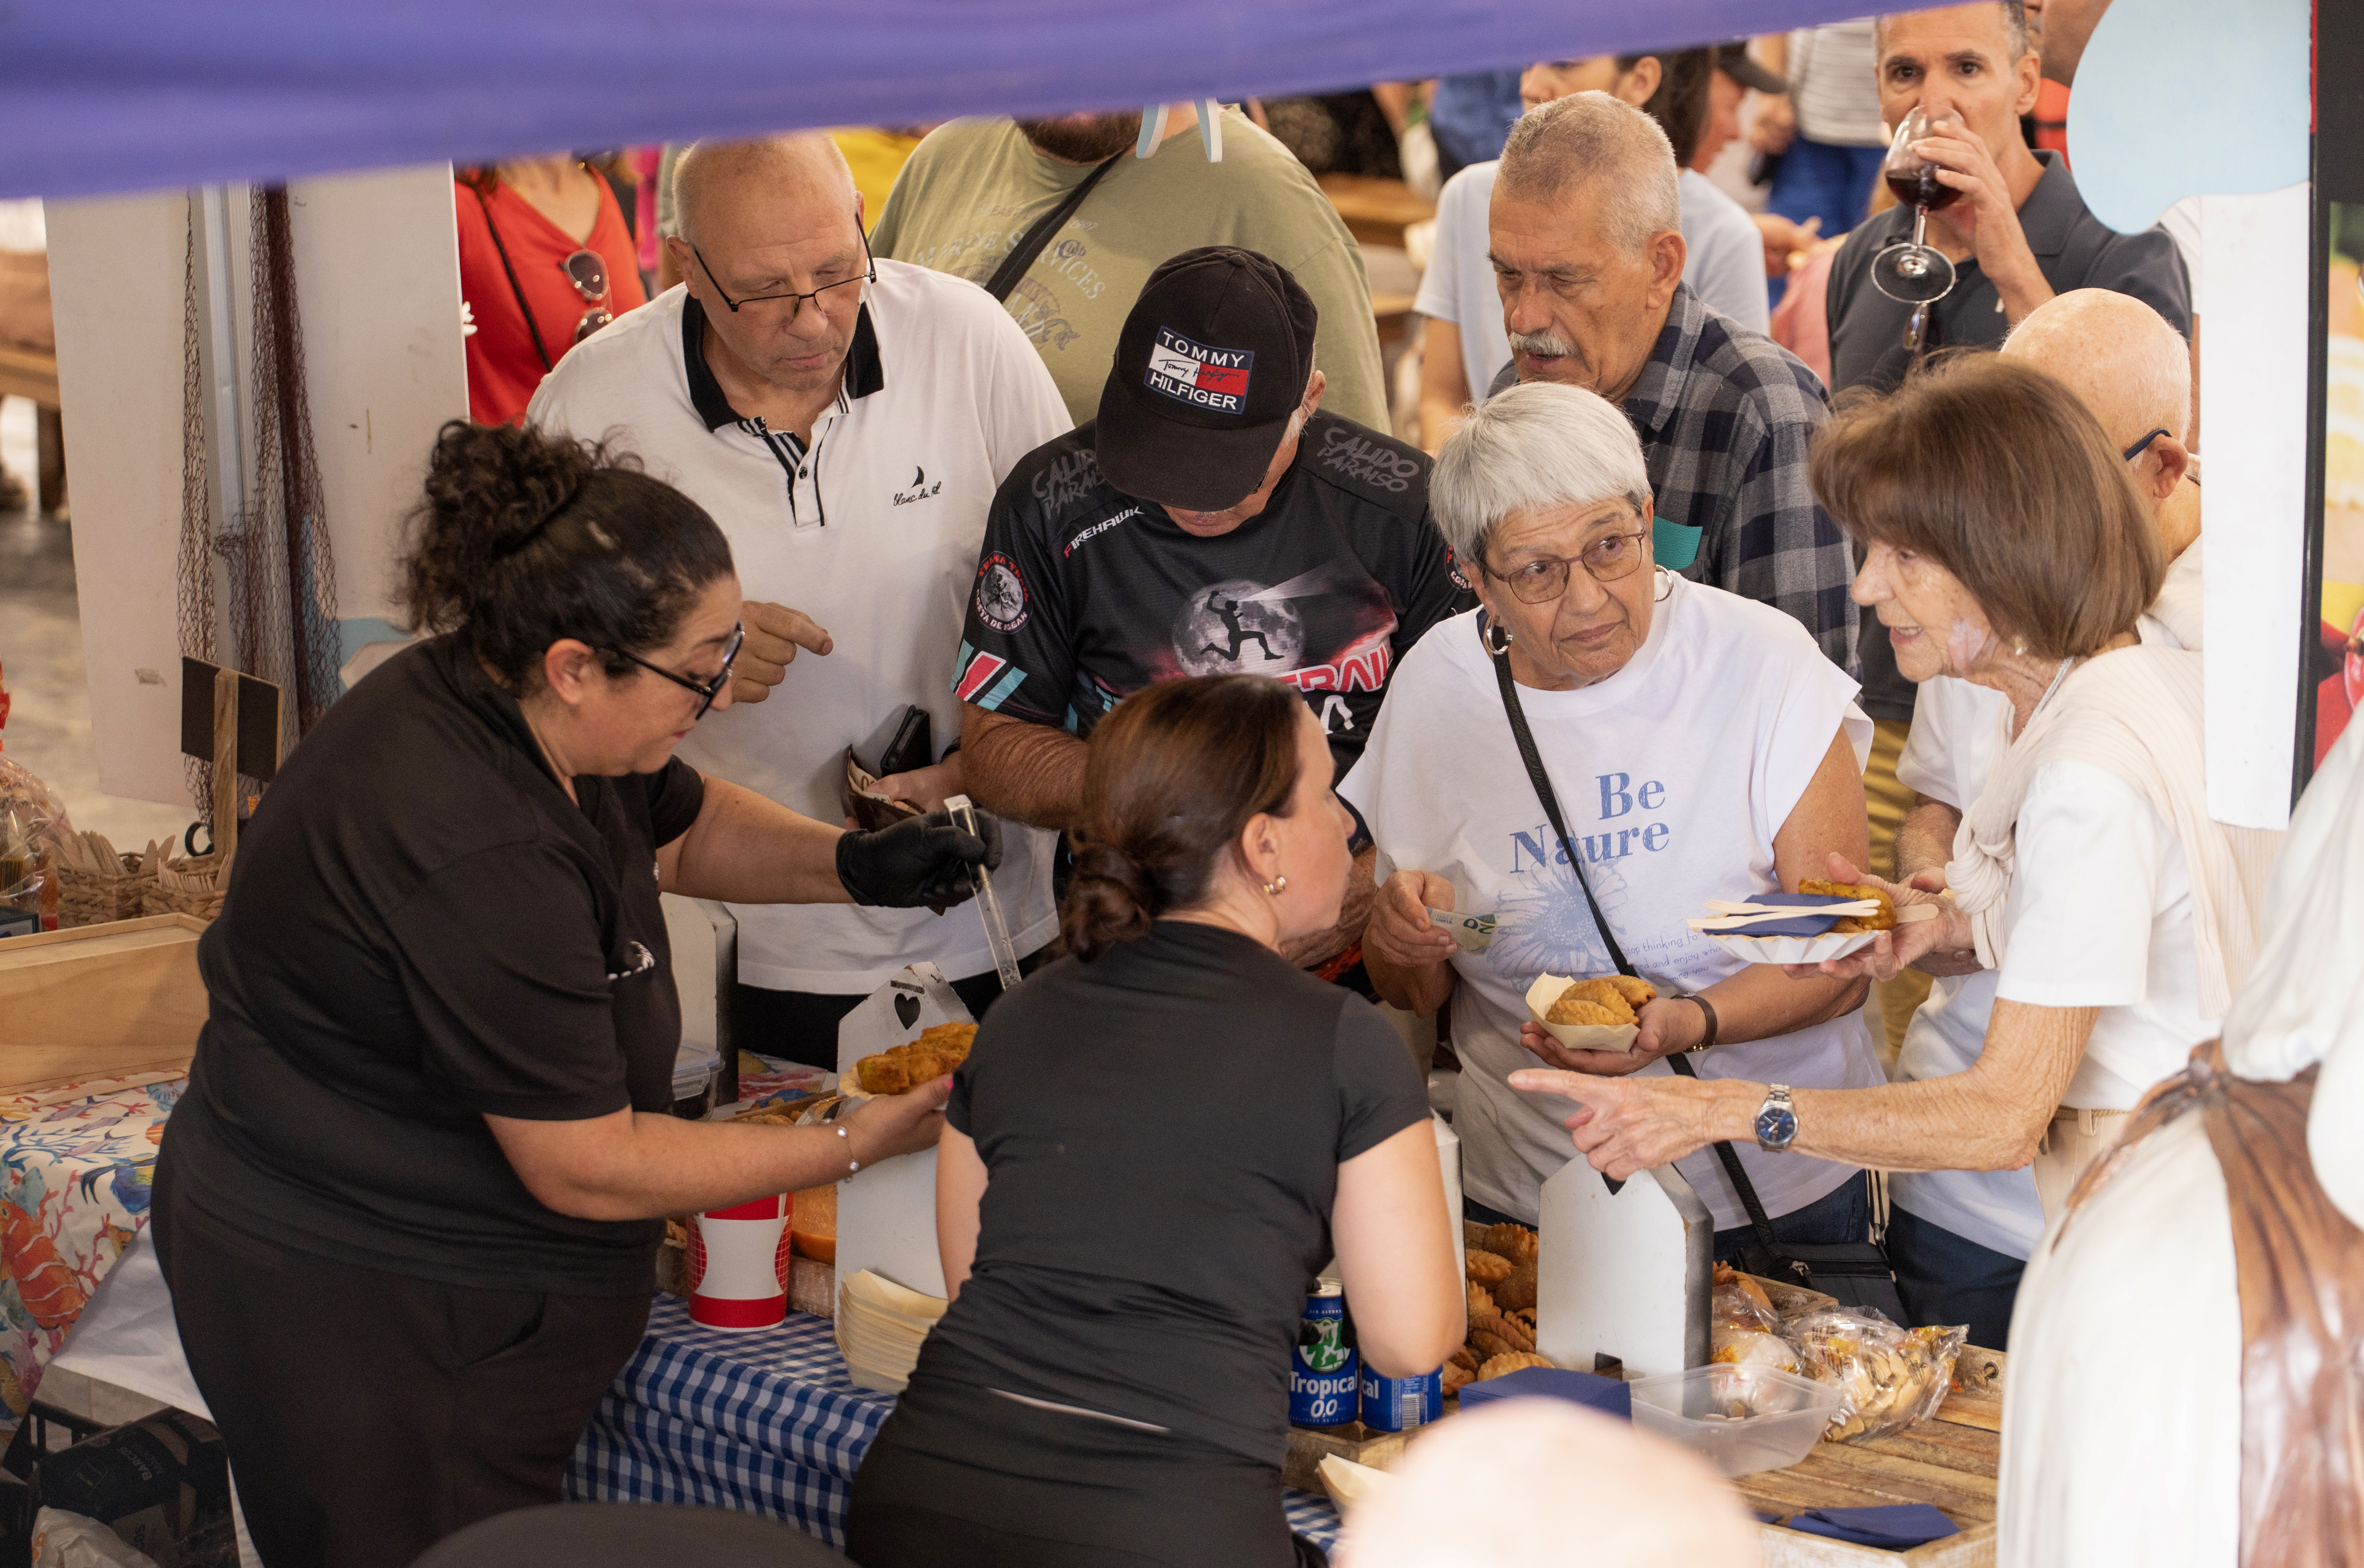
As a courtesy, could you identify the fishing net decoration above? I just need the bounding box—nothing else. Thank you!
[175,187,342,833]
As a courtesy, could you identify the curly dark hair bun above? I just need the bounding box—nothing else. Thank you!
[1058,675,1304,962]
[398,421,734,690]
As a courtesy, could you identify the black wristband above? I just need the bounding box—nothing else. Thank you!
[1683,993,1719,1052]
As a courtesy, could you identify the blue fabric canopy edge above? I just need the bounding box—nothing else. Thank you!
[1,0,1871,202]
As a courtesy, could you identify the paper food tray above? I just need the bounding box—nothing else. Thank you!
[1318,1453,1392,1516]
[1525,973,1642,1052]
[1704,903,1938,966]
[843,1267,948,1321]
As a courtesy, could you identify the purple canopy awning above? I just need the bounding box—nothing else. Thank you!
[2,0,1867,201]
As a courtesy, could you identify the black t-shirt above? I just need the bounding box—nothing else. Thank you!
[1825,150,2191,721]
[919,920,1431,1465]
[157,636,705,1295]
[952,411,1476,773]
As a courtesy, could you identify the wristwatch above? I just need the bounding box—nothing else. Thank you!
[1672,993,1719,1052]
[1754,1084,1797,1152]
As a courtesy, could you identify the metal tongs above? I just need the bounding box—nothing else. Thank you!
[943,794,1023,989]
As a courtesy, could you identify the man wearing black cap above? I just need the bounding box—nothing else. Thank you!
[953,246,1474,967]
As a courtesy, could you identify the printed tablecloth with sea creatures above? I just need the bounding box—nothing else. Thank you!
[0,1071,180,1430]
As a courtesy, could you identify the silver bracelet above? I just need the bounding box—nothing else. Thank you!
[835,1123,860,1174]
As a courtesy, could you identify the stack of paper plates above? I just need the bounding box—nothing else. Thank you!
[835,1268,947,1394]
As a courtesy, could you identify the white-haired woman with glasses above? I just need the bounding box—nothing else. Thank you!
[1343,381,1884,1256]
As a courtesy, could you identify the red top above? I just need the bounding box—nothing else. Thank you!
[456,175,649,426]
[2033,79,2071,163]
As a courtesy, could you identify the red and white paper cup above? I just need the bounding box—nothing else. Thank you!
[685,1193,793,1331]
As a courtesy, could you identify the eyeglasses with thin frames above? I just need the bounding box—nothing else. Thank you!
[2121,427,2172,463]
[611,622,744,720]
[690,227,877,318]
[1481,521,1652,605]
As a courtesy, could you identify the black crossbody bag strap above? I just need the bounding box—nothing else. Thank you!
[1486,617,1790,1252]
[469,184,555,374]
[983,153,1123,304]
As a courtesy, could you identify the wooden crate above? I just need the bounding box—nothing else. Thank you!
[0,914,207,1090]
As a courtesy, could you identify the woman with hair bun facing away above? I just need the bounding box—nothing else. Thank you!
[152,421,998,1566]
[847,675,1463,1568]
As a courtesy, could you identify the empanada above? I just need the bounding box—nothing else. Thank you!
[1474,1224,1539,1264]
[1478,1352,1555,1380]
[1557,978,1637,1024]
[1600,975,1657,1009]
[1544,997,1626,1028]
[1467,1281,1497,1321]
[1802,877,1897,934]
[1465,1250,1514,1284]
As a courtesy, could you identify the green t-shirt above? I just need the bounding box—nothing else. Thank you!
[870,112,1388,432]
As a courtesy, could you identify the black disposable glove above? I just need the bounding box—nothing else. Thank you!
[836,808,1003,909]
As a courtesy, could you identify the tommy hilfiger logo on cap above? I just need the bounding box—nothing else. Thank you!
[1145,328,1254,414]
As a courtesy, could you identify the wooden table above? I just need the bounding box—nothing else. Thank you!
[1318,174,1434,250]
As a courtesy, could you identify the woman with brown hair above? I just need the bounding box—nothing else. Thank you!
[1510,355,2280,1240]
[846,674,1462,1568]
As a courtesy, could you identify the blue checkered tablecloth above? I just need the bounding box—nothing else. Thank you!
[567,1293,1344,1554]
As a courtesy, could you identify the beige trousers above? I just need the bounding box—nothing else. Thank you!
[2033,1106,2134,1221]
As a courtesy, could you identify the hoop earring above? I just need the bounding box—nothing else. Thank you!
[1263,876,1288,896]
[1482,619,1514,655]
[1653,566,1676,603]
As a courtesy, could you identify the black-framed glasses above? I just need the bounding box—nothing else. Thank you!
[612,622,744,720]
[561,248,613,345]
[691,227,876,317]
[1481,526,1651,604]
[2122,427,2172,463]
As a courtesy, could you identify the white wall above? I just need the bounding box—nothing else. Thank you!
[45,167,465,807]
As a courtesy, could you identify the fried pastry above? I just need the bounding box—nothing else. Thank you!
[1471,1313,1536,1355]
[1600,975,1657,1009]
[1492,1260,1540,1313]
[1478,1352,1555,1380]
[1801,877,1897,934]
[1441,1361,1476,1396]
[1544,997,1625,1028]
[1550,978,1637,1025]
[1474,1224,1539,1264]
[1467,1281,1497,1321]
[1465,1250,1514,1285]
[1448,1345,1481,1374]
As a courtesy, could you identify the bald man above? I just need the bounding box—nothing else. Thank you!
[1877,288,2204,1349]
[529,135,1071,1066]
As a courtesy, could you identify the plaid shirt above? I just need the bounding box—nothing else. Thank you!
[1490,284,1857,669]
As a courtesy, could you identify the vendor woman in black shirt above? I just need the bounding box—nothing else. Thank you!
[154,423,993,1568]
[847,675,1463,1568]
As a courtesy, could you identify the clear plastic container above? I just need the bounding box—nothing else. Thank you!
[1627,1363,1842,1476]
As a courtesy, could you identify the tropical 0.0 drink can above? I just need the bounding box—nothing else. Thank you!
[1289,1282,1360,1427]
[1359,1365,1443,1432]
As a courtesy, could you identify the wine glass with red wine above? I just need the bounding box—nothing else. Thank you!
[1870,107,1960,314]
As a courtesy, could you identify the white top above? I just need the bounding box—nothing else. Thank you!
[1787,21,1889,148]
[1340,581,1883,1229]
[1414,162,1773,402]
[1677,171,1771,336]
[1996,757,2213,1108]
[528,268,1072,992]
[1413,163,1511,404]
[1887,676,2035,1255]
[1885,605,2209,1255]
[1997,1111,2240,1567]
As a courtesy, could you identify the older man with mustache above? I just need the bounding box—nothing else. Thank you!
[1481,92,1855,668]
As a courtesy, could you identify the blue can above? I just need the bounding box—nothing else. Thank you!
[1289,1282,1360,1428]
[1359,1365,1443,1432]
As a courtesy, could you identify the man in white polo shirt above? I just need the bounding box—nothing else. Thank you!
[530,135,1071,1065]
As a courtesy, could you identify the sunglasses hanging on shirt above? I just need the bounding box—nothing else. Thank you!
[468,181,614,375]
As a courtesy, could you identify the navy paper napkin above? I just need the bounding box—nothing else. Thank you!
[1717,891,1862,938]
[1456,1366,1633,1421]
[1784,1504,1959,1548]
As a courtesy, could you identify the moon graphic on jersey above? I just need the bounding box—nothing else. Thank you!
[1173,580,1305,676]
